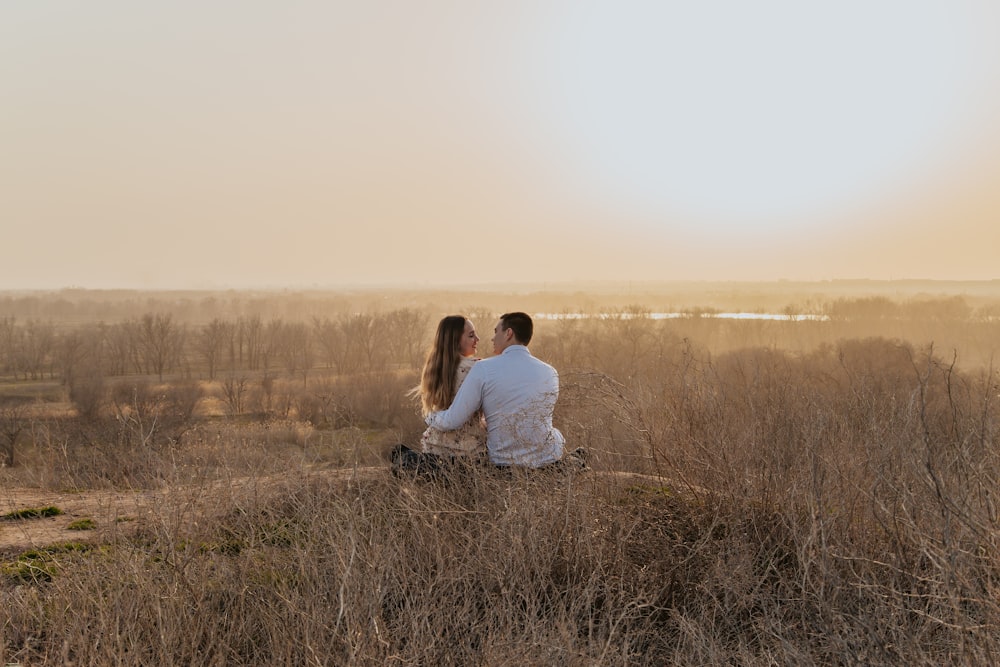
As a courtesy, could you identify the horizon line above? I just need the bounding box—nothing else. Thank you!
[2,277,1000,294]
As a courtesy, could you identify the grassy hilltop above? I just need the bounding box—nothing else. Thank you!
[2,284,999,664]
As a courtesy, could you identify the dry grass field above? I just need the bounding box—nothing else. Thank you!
[1,286,999,665]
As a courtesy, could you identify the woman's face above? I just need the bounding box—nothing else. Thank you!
[458,319,479,357]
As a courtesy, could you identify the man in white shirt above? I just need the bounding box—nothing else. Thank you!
[425,312,566,468]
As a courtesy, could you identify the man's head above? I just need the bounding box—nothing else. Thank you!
[492,311,533,355]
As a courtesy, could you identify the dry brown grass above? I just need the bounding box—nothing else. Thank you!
[2,311,999,664]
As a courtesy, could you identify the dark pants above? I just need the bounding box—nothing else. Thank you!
[389,444,452,478]
[390,444,587,480]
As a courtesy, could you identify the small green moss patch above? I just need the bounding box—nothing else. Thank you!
[19,542,92,559]
[1,559,54,583]
[1,506,63,521]
[67,518,96,531]
[1,542,93,583]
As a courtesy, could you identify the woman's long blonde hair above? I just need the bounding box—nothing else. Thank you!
[418,315,468,415]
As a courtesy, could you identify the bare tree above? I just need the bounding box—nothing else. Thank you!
[277,321,314,385]
[312,316,343,372]
[103,321,137,377]
[197,318,231,380]
[261,318,284,372]
[109,380,202,449]
[385,308,429,370]
[69,367,106,420]
[237,315,264,371]
[0,397,31,467]
[221,374,250,417]
[56,329,89,387]
[138,313,185,381]
[0,317,17,379]
[18,320,55,380]
[255,373,275,416]
[341,313,390,375]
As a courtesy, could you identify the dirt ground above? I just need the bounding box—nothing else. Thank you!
[0,486,162,553]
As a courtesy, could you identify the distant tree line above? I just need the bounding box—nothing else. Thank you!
[1,295,997,389]
[0,310,430,387]
[822,295,981,322]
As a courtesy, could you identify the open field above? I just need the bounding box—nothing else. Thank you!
[1,284,999,664]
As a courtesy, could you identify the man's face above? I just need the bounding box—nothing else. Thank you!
[491,318,513,355]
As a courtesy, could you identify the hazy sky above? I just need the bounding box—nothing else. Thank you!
[3,1,1000,289]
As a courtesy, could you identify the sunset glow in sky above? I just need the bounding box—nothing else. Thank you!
[3,1,1000,289]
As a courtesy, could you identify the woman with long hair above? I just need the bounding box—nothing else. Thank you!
[415,315,487,456]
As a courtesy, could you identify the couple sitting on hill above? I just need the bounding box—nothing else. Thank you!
[392,311,584,475]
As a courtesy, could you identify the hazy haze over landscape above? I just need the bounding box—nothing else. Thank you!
[5,8,1000,660]
[3,1,1000,290]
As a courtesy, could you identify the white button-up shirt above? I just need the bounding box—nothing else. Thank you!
[425,345,565,467]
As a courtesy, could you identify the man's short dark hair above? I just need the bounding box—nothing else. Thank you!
[500,312,533,345]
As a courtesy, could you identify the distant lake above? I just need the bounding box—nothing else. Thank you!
[534,312,829,322]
